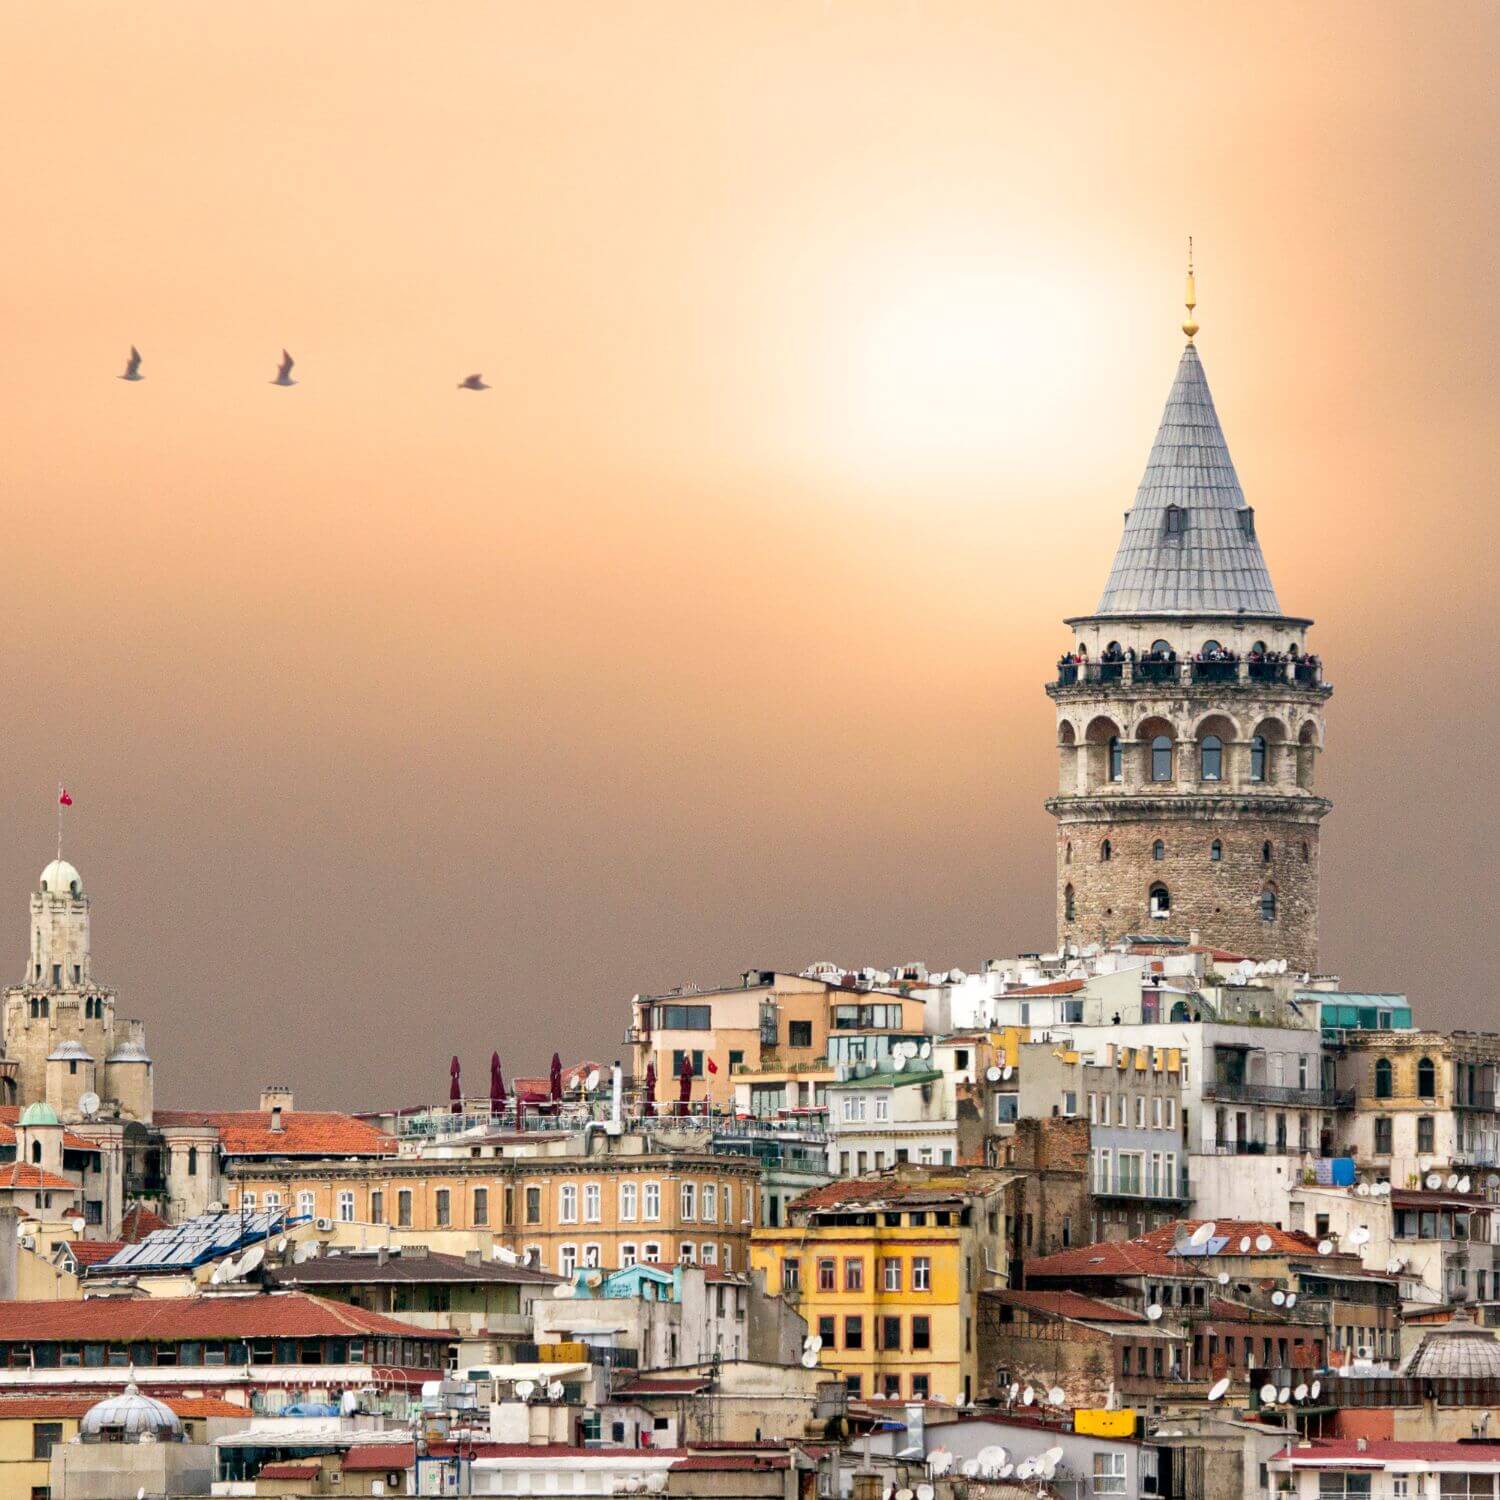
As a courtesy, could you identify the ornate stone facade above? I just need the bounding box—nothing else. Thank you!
[1045,335,1331,971]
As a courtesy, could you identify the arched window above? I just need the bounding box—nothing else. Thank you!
[1260,887,1277,922]
[1149,884,1171,919]
[1164,505,1185,536]
[1101,839,1112,863]
[1201,639,1222,656]
[1301,842,1310,862]
[1064,884,1076,922]
[1108,736,1122,782]
[1417,1057,1436,1100]
[1262,841,1273,864]
[1374,1059,1393,1099]
[1250,736,1268,783]
[1210,840,1223,862]
[1150,639,1173,656]
[30,1141,41,1165]
[1064,842,1073,865]
[1200,735,1223,781]
[1152,840,1165,861]
[186,1147,198,1177]
[1151,736,1173,782]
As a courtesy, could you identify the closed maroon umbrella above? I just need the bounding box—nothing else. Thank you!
[490,1052,505,1118]
[677,1053,694,1115]
[450,1055,463,1115]
[643,1061,656,1118]
[549,1052,563,1106]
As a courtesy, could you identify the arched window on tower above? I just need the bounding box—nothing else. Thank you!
[1149,883,1171,919]
[1417,1057,1436,1100]
[1164,505,1185,537]
[1301,842,1310,862]
[187,1147,198,1177]
[1152,840,1165,861]
[30,1141,41,1165]
[1260,887,1277,923]
[1064,884,1076,922]
[1200,735,1223,782]
[1101,839,1112,863]
[1210,840,1223,862]
[1108,737,1122,783]
[1064,842,1073,865]
[1250,736,1268,783]
[1262,841,1273,864]
[1151,736,1174,782]
[1374,1059,1393,1099]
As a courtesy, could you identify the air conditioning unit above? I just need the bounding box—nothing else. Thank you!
[316,1217,334,1232]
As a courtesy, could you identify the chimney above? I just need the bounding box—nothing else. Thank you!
[260,1084,294,1114]
[269,1105,285,1134]
[611,1061,623,1129]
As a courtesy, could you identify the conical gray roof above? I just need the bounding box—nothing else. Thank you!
[1095,343,1281,616]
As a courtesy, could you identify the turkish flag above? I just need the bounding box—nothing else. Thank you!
[58,789,72,807]
[706,1058,719,1075]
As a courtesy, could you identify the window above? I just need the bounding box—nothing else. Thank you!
[473,1187,489,1226]
[671,1049,703,1080]
[1150,884,1171,919]
[788,1020,813,1048]
[1418,1115,1435,1154]
[1263,840,1273,864]
[559,1184,578,1223]
[844,1316,863,1350]
[264,1190,282,1211]
[701,1241,716,1265]
[1200,735,1222,781]
[818,1258,836,1292]
[844,1258,865,1292]
[702,1184,717,1222]
[241,1192,256,1210]
[1260,887,1277,922]
[783,1258,800,1292]
[370,1190,384,1224]
[680,1182,696,1221]
[1093,1452,1127,1495]
[1151,735,1173,781]
[1375,1058,1393,1098]
[911,1373,930,1400]
[398,1189,413,1227]
[1152,839,1165,861]
[643,1241,662,1262]
[657,1004,712,1029]
[33,1421,63,1459]
[620,1243,638,1268]
[559,1244,577,1276]
[620,1182,638,1221]
[583,1243,601,1268]
[1250,735,1268,782]
[1210,839,1222,862]
[1108,736,1123,782]
[338,1191,355,1223]
[1164,504,1184,536]
[434,1189,450,1227]
[525,1186,541,1223]
[883,1257,902,1292]
[1418,1056,1437,1099]
[880,1315,902,1351]
[911,1315,931,1350]
[296,1189,315,1218]
[873,1095,890,1122]
[1064,884,1076,921]
[186,1146,198,1177]
[723,1184,733,1222]
[1319,1477,1373,1499]
[912,1257,931,1291]
[1374,1117,1393,1154]
[818,1314,837,1347]
[1101,839,1112,862]
[584,1183,601,1222]
[643,1181,661,1221]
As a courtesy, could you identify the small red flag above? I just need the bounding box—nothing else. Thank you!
[58,788,72,807]
[706,1057,718,1075]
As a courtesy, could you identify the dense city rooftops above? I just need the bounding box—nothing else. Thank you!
[269,1248,561,1287]
[152,1108,395,1156]
[984,1289,1146,1324]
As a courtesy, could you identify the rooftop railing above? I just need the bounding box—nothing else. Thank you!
[1203,1080,1354,1110]
[1054,659,1325,690]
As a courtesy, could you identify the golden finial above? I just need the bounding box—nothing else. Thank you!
[1183,236,1199,341]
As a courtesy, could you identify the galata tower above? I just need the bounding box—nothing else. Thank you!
[1046,259,1331,971]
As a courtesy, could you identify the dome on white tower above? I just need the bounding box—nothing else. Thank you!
[39,859,82,898]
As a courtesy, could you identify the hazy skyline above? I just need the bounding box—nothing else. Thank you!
[2,2,1496,1106]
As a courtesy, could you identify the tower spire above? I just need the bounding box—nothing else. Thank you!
[1183,237,1199,342]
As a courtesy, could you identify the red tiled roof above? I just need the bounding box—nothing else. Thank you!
[1277,1440,1500,1467]
[1137,1221,1320,1257]
[616,1376,712,1396]
[790,1169,1009,1213]
[0,1164,78,1191]
[342,1443,417,1470]
[0,1393,244,1418]
[121,1204,170,1242]
[0,1108,98,1154]
[259,1460,323,1479]
[673,1455,790,1472]
[1025,1240,1181,1279]
[0,1291,452,1344]
[152,1109,395,1157]
[633,1262,745,1284]
[1007,979,1086,996]
[62,1240,126,1266]
[987,1289,1146,1323]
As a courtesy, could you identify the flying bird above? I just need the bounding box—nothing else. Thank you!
[458,373,489,391]
[271,350,297,386]
[118,347,143,382]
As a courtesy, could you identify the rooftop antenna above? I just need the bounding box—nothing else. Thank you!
[1183,237,1199,342]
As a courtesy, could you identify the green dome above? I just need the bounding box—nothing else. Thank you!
[19,1102,60,1127]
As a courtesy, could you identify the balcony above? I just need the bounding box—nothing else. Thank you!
[1052,659,1328,694]
[1096,1172,1192,1202]
[1204,1080,1353,1110]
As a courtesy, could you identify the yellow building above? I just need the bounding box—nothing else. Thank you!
[229,1144,761,1277]
[630,972,926,1111]
[750,1166,1013,1405]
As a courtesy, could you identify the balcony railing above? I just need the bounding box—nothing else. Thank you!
[1204,1080,1353,1110]
[1096,1172,1192,1202]
[1054,660,1326,691]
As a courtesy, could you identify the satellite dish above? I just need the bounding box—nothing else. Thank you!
[293,1242,315,1263]
[70,1216,85,1235]
[276,1237,288,1252]
[1310,1380,1322,1399]
[976,1447,1006,1471]
[585,1070,601,1093]
[804,1334,823,1353]
[1317,1239,1333,1256]
[1047,1386,1065,1406]
[1271,1290,1285,1306]
[985,1066,1003,1083]
[1190,1221,1216,1247]
[1356,1182,1369,1197]
[1294,1383,1308,1402]
[1002,1064,1014,1080]
[1386,1257,1403,1274]
[1207,1377,1230,1402]
[960,1460,979,1478]
[139,1490,147,1500]
[1488,1174,1499,1189]
[239,1244,265,1276]
[920,1043,932,1059]
[1278,1386,1291,1404]
[1016,1459,1036,1480]
[1043,1447,1064,1467]
[78,1092,100,1118]
[1448,1173,1460,1190]
[1021,1385,1035,1405]
[1460,1176,1473,1194]
[1146,1303,1163,1321]
[1350,1226,1371,1246]
[547,1382,564,1400]
[1286,1293,1298,1308]
[893,1056,907,1072]
[917,1485,935,1500]
[1255,1234,1274,1252]
[996,1464,1013,1479]
[1259,1382,1278,1404]
[801,1351,819,1368]
[1239,1236,1252,1252]
[927,1452,952,1477]
[208,1261,226,1284]
[1427,1173,1443,1190]
[1008,1383,1019,1402]
[896,1488,914,1500]
[1218,1271,1230,1285]
[516,1380,535,1399]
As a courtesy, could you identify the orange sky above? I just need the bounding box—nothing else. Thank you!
[1,2,1495,1105]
